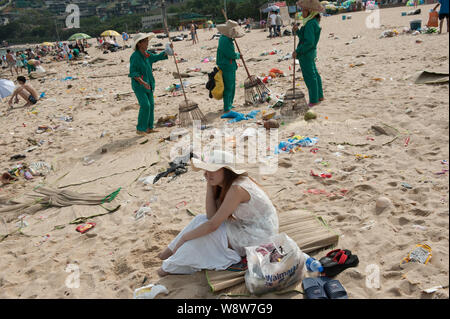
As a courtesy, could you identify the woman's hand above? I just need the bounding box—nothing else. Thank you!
[292,24,299,33]
[172,236,186,255]
[292,51,297,59]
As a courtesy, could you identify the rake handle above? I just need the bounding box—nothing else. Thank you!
[293,26,296,96]
[164,20,188,105]
[233,40,251,79]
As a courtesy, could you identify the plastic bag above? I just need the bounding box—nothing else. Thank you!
[133,284,169,299]
[244,233,305,295]
[165,43,174,56]
[36,65,46,73]
[426,11,439,28]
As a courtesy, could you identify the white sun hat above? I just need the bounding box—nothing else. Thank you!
[132,33,156,51]
[191,150,248,175]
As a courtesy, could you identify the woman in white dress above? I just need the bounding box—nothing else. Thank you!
[157,150,279,277]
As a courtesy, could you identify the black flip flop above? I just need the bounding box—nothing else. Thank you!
[302,277,330,299]
[324,279,348,299]
[319,249,359,278]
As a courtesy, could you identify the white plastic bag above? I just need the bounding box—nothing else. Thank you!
[244,233,305,295]
[36,65,46,73]
[133,284,169,299]
[165,43,174,56]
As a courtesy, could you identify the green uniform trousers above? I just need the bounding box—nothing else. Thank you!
[222,69,236,112]
[299,55,323,104]
[134,89,155,132]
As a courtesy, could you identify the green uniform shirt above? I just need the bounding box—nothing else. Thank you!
[129,50,168,93]
[296,18,321,59]
[216,35,240,72]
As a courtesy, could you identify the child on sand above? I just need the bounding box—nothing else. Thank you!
[8,76,39,109]
[157,150,279,277]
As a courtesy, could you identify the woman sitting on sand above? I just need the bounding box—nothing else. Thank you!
[157,150,279,277]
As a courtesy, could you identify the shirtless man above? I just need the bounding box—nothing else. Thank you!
[8,76,39,109]
[6,50,18,76]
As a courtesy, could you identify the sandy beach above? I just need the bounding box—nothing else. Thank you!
[0,4,448,299]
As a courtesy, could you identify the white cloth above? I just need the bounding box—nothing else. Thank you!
[161,176,279,274]
[269,13,277,25]
[161,215,241,274]
[226,176,279,256]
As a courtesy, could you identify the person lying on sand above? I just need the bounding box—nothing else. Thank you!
[157,150,279,277]
[8,76,39,109]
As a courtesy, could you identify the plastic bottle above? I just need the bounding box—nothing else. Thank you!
[303,253,324,273]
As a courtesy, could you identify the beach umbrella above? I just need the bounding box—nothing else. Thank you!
[0,79,15,99]
[68,33,92,41]
[41,42,54,46]
[263,5,280,13]
[207,20,213,25]
[101,30,121,37]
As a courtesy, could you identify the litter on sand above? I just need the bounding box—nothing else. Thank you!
[133,284,169,299]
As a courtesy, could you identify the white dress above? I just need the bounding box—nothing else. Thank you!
[161,176,279,275]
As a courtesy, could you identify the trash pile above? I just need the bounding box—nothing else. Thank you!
[379,29,400,38]
[260,49,281,56]
[380,26,437,38]
[278,53,292,62]
[201,56,216,63]
[261,68,285,84]
[274,136,319,154]
[165,81,189,93]
[1,161,52,184]
[156,114,178,128]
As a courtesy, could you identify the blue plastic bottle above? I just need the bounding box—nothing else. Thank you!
[303,253,324,273]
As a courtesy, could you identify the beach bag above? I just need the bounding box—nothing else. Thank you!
[244,233,305,295]
[427,11,439,28]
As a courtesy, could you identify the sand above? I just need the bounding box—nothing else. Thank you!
[0,4,448,299]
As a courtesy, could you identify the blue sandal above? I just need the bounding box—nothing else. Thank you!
[302,277,330,299]
[324,279,348,299]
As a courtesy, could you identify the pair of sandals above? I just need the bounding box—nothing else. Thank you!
[303,248,359,298]
[302,277,348,299]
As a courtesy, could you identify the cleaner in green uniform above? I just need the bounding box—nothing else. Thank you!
[216,20,245,113]
[293,0,325,107]
[129,33,173,135]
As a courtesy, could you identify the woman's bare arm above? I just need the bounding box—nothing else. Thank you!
[171,186,250,253]
[205,184,217,220]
